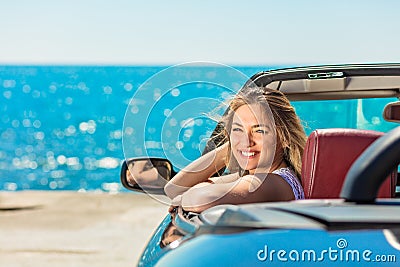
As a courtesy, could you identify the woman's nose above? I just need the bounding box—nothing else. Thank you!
[243,131,255,147]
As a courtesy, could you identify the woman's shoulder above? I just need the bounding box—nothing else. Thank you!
[272,167,304,200]
[272,167,297,178]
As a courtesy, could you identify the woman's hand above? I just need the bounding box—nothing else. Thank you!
[168,195,182,213]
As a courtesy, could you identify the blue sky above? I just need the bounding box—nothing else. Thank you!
[1,0,399,66]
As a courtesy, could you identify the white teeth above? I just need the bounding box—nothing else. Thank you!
[241,151,255,157]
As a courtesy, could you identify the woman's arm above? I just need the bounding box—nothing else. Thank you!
[128,161,166,187]
[180,173,296,213]
[131,161,158,179]
[209,172,240,184]
[164,142,228,199]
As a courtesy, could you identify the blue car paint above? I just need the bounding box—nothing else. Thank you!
[138,215,171,267]
[155,229,399,266]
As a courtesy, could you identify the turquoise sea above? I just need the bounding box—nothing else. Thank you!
[0,65,270,192]
[1,65,398,193]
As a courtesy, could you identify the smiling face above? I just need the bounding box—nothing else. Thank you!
[229,104,278,174]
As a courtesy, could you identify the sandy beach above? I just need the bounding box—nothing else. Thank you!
[0,190,168,267]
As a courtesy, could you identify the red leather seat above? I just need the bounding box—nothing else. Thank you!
[301,128,397,199]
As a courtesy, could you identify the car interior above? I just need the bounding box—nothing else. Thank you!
[301,128,397,199]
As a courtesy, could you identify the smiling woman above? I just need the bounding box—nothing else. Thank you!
[163,86,307,213]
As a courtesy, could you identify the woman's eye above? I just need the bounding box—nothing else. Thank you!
[232,127,243,132]
[254,128,268,134]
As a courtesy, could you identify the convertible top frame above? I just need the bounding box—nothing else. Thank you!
[246,63,400,101]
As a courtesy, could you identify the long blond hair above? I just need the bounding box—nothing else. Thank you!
[219,87,306,179]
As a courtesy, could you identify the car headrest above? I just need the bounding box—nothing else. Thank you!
[301,128,396,199]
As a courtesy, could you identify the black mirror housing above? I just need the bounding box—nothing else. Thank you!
[120,158,175,195]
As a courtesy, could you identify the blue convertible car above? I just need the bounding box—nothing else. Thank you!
[121,63,400,266]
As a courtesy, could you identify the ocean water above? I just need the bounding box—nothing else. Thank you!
[0,65,269,192]
[2,65,398,193]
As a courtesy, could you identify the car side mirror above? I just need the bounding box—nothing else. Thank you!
[383,101,400,123]
[120,158,176,195]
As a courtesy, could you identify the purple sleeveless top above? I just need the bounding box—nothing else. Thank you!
[272,167,305,200]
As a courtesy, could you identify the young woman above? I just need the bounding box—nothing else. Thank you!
[164,87,307,213]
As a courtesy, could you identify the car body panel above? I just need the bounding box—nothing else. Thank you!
[138,215,172,267]
[156,229,399,266]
